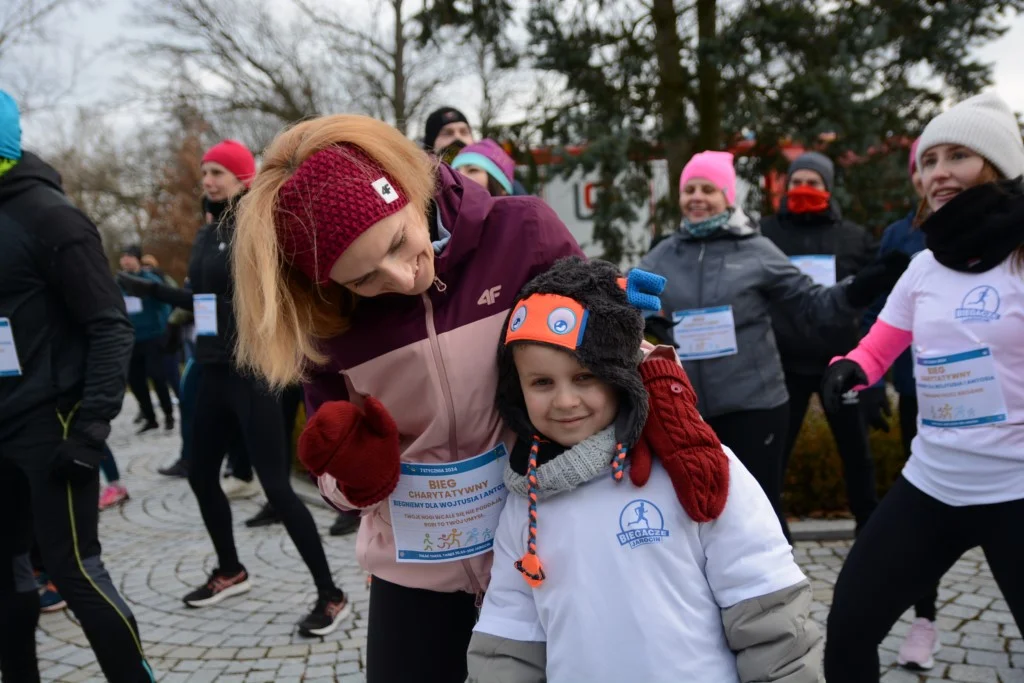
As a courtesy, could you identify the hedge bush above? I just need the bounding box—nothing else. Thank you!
[783,392,906,518]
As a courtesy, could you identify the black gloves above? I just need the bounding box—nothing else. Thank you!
[845,251,911,308]
[117,272,156,298]
[52,436,105,487]
[821,359,869,415]
[858,385,892,432]
[644,316,678,348]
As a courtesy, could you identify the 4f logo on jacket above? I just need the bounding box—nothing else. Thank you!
[478,286,501,306]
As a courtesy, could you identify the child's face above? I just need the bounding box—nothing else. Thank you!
[513,344,619,447]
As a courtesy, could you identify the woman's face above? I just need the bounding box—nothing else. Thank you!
[919,144,987,212]
[680,179,729,221]
[457,164,490,190]
[201,162,246,202]
[328,203,435,297]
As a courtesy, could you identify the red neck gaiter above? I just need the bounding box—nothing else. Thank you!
[787,186,831,214]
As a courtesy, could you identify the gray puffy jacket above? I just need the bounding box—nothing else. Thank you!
[639,208,855,418]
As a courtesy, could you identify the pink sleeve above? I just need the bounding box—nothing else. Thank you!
[830,320,913,387]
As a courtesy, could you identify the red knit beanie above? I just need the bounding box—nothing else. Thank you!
[275,145,410,285]
[202,140,256,187]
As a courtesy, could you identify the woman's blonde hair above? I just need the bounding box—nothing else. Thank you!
[232,115,437,389]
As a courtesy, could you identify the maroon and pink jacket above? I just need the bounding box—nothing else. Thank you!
[305,166,583,595]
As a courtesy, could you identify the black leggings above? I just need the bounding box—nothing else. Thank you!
[780,372,878,527]
[897,393,938,621]
[187,364,335,592]
[0,408,153,682]
[824,476,1024,682]
[707,404,791,541]
[366,576,478,683]
[127,338,173,423]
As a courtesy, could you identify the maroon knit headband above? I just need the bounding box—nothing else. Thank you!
[275,145,410,285]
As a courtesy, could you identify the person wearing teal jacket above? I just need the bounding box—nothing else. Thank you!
[118,245,174,433]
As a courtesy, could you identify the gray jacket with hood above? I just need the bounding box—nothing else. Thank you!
[638,207,856,418]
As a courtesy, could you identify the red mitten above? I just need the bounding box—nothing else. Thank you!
[298,397,401,508]
[629,358,729,522]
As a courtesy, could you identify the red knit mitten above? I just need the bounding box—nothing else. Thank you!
[298,397,401,508]
[629,359,729,522]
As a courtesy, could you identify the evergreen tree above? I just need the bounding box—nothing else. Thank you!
[421,0,1024,256]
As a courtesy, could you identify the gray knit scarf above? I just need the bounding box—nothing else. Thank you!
[503,426,617,501]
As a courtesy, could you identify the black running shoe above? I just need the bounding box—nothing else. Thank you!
[183,568,251,608]
[298,589,351,637]
[136,421,159,435]
[158,460,189,478]
[329,513,360,537]
[164,414,175,431]
[244,503,281,528]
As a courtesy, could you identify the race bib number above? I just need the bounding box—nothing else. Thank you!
[123,296,143,314]
[672,306,738,360]
[193,294,218,337]
[915,347,1008,428]
[790,255,837,287]
[390,445,509,563]
[0,318,22,377]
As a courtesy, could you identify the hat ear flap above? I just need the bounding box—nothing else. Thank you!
[495,345,540,440]
[609,369,649,451]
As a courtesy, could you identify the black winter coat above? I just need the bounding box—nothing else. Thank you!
[0,152,134,441]
[760,203,877,376]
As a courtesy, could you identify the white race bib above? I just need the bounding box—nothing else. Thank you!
[790,254,837,287]
[0,318,22,377]
[672,306,738,360]
[390,444,509,563]
[915,347,1008,428]
[123,296,143,314]
[193,294,218,337]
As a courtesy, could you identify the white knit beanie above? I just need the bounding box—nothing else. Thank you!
[917,92,1024,180]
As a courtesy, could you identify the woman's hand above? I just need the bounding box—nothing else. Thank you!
[821,359,869,415]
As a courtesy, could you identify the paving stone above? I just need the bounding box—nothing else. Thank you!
[305,665,335,678]
[998,669,1024,683]
[961,634,1007,652]
[267,644,310,658]
[965,649,1010,668]
[948,663,1005,682]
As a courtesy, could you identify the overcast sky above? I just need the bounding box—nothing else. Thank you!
[9,0,1024,149]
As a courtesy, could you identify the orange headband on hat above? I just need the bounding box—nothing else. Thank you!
[505,294,589,351]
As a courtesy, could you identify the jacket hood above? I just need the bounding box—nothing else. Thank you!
[679,205,759,241]
[0,151,63,204]
[432,163,495,274]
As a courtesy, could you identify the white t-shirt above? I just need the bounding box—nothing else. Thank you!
[880,250,1024,505]
[474,448,806,683]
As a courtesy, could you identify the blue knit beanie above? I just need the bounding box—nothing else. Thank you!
[0,90,22,161]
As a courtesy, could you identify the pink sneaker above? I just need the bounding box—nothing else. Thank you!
[99,484,129,510]
[897,618,940,670]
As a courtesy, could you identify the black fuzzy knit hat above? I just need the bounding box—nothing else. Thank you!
[497,257,664,454]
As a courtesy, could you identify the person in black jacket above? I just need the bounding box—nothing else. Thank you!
[119,140,350,637]
[760,152,880,531]
[0,90,154,682]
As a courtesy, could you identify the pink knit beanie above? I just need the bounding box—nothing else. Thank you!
[680,151,736,205]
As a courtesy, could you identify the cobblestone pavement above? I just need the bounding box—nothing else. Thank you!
[36,403,1022,682]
